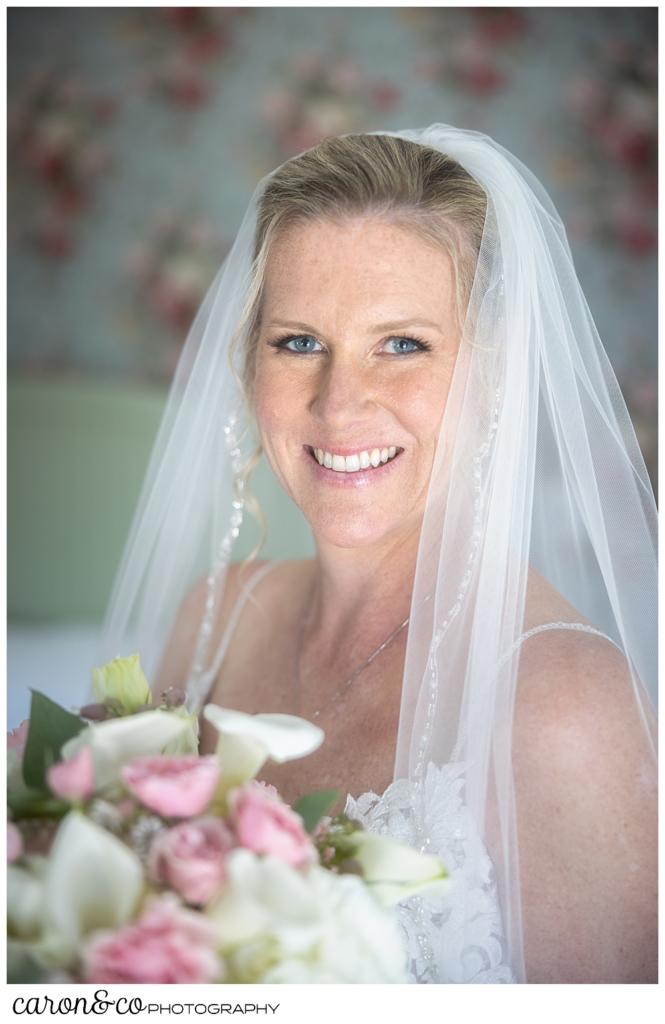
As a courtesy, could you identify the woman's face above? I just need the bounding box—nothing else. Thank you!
[253,215,461,550]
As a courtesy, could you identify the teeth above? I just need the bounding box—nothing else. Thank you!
[311,446,400,473]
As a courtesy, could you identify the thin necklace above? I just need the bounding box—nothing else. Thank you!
[293,580,412,721]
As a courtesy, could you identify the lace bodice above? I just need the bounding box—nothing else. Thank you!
[345,761,516,984]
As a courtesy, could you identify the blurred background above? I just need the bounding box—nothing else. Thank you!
[7,7,657,724]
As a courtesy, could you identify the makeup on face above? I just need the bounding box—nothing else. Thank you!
[252,216,460,547]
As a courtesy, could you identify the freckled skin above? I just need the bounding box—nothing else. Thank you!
[253,216,460,551]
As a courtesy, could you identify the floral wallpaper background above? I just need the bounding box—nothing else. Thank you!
[8,6,657,486]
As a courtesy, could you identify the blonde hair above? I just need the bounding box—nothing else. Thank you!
[234,133,486,404]
[229,132,487,562]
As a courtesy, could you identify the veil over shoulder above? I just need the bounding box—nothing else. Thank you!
[98,125,657,982]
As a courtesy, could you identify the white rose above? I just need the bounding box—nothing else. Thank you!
[206,849,408,983]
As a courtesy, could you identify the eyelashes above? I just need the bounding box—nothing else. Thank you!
[269,334,322,355]
[384,335,433,355]
[267,333,433,356]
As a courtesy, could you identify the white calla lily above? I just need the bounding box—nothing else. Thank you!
[203,706,324,763]
[203,705,324,793]
[44,811,144,949]
[349,831,450,906]
[61,708,193,790]
[211,730,270,796]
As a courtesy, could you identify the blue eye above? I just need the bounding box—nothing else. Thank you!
[275,334,322,354]
[384,336,429,355]
[270,333,431,355]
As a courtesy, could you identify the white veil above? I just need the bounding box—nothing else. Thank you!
[98,124,657,982]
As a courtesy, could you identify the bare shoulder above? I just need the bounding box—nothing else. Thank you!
[152,557,287,702]
[514,626,656,757]
[512,628,657,981]
[517,564,656,760]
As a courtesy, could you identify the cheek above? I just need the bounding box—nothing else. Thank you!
[394,373,452,450]
[253,366,290,443]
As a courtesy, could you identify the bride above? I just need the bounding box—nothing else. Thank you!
[101,126,657,984]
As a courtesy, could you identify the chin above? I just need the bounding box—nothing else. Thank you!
[302,503,414,551]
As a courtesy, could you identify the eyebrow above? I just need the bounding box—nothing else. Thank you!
[263,317,443,333]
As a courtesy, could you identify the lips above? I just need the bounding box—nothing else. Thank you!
[306,445,402,474]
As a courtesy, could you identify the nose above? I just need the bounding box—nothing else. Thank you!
[308,350,378,428]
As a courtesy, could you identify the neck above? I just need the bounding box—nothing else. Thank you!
[306,523,422,648]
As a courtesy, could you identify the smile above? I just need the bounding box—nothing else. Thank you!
[306,445,401,473]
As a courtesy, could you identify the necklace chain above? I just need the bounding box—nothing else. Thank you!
[315,616,410,721]
[294,581,425,720]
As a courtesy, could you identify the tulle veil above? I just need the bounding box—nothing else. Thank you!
[97,124,657,982]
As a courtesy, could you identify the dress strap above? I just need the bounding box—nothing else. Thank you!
[186,560,278,714]
[498,620,624,668]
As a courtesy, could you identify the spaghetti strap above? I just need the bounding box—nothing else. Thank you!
[186,560,280,713]
[212,560,279,676]
[498,620,624,668]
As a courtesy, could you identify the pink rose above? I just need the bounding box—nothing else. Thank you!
[148,817,233,904]
[47,745,95,801]
[7,720,29,757]
[228,781,316,869]
[81,895,223,984]
[7,822,23,862]
[121,755,220,818]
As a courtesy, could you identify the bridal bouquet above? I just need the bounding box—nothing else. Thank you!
[7,655,449,985]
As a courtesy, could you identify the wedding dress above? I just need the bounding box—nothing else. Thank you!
[189,559,622,985]
[100,125,657,982]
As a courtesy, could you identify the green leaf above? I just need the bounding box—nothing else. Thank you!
[7,948,47,984]
[22,690,87,791]
[8,789,71,820]
[293,789,340,833]
[7,783,49,814]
